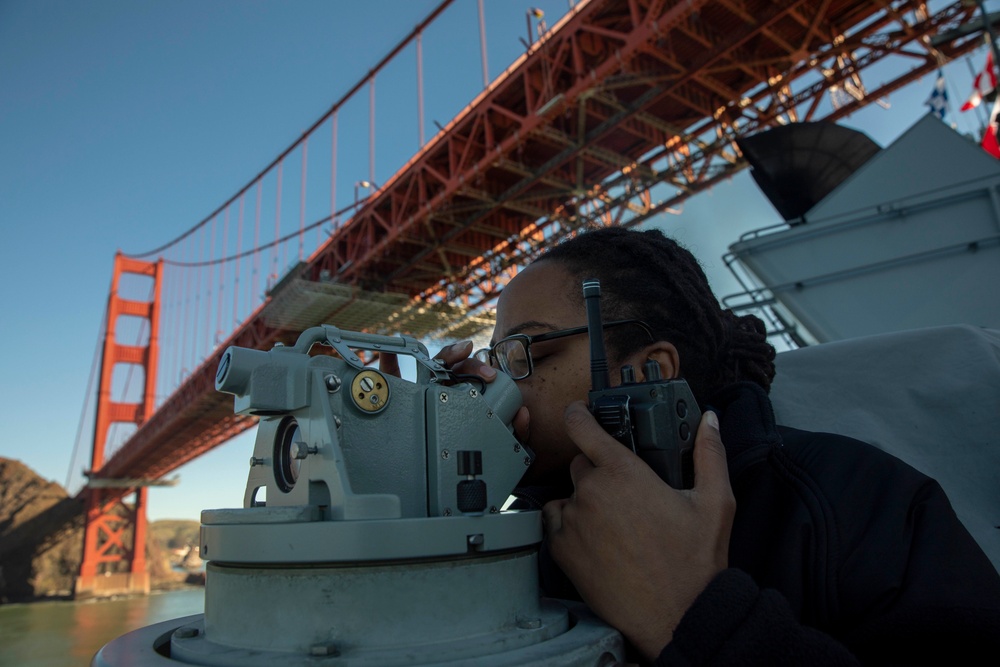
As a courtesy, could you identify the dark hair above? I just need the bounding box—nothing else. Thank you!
[536,226,776,400]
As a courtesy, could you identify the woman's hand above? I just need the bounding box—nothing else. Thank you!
[378,340,495,380]
[434,340,497,381]
[377,340,530,440]
[543,404,735,661]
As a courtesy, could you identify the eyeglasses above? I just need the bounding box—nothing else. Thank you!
[474,319,653,381]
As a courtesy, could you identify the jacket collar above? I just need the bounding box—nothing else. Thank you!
[705,381,783,458]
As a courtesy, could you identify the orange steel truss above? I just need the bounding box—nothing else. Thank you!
[91,0,983,498]
[314,0,980,311]
[77,254,161,596]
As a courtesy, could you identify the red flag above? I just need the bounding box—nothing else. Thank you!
[962,52,997,111]
[982,96,1000,158]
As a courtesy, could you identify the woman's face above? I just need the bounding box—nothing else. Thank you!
[492,260,597,485]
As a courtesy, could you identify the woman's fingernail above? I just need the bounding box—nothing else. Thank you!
[482,366,496,378]
[457,340,473,353]
[705,411,719,430]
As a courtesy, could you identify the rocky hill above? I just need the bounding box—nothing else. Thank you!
[0,457,201,602]
[0,458,83,601]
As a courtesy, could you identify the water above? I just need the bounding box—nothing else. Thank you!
[0,588,204,666]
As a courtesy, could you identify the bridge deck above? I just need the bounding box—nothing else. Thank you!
[96,0,980,482]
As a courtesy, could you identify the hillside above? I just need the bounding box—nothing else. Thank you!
[0,457,201,602]
[0,458,83,601]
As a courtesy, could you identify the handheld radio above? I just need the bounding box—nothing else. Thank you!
[584,279,698,489]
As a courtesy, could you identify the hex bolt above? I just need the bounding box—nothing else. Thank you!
[441,449,450,460]
[333,416,342,429]
[359,376,375,392]
[324,374,342,392]
[249,456,265,467]
[439,392,449,403]
[174,626,199,639]
[291,442,318,460]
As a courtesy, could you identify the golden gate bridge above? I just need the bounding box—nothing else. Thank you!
[71,0,987,597]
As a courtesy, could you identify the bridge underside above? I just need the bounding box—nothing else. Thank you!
[92,0,982,486]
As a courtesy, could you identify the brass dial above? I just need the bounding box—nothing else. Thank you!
[350,369,390,413]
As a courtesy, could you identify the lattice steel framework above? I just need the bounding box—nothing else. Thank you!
[316,0,979,315]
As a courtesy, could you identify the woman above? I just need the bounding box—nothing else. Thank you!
[428,227,1000,665]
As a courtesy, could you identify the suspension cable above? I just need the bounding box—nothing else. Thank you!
[67,303,108,492]
[123,0,455,259]
[161,201,360,268]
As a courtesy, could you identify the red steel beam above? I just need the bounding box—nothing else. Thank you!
[94,0,982,483]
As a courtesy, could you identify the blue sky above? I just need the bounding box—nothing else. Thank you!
[0,0,994,521]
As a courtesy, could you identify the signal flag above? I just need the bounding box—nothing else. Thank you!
[962,52,997,112]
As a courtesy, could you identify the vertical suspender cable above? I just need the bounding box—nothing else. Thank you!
[68,305,108,491]
[331,112,339,234]
[300,138,308,262]
[204,214,219,359]
[253,180,262,309]
[193,226,205,370]
[123,1,454,263]
[235,193,245,327]
[206,215,216,355]
[218,208,229,346]
[181,234,193,378]
[417,32,425,148]
[274,160,284,289]
[369,77,376,187]
[174,259,183,387]
[167,261,180,396]
[478,0,489,88]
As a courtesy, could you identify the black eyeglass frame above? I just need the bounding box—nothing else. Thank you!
[474,319,654,381]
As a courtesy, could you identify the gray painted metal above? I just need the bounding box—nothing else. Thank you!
[215,326,528,526]
[770,325,1000,573]
[180,552,576,665]
[729,115,1000,343]
[200,510,542,562]
[94,604,624,666]
[94,326,626,665]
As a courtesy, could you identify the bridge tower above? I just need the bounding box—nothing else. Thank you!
[76,253,163,598]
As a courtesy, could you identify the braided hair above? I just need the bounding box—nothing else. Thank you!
[536,226,776,401]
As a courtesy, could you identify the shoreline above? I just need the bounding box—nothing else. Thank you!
[0,574,205,606]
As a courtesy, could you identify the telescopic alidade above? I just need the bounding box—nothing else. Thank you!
[93,325,624,666]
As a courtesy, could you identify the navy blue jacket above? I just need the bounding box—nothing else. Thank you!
[524,382,1000,665]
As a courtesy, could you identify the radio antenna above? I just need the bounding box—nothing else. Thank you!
[583,278,610,391]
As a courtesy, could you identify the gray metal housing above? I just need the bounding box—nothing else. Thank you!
[727,114,1000,343]
[94,325,626,665]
